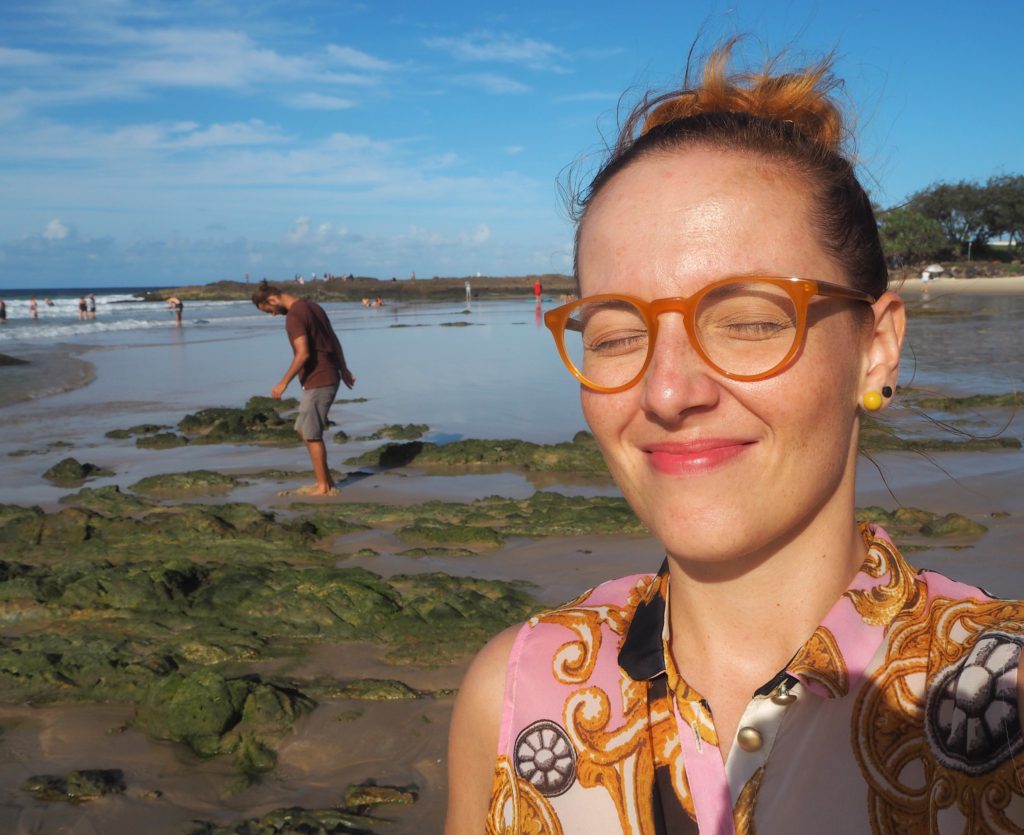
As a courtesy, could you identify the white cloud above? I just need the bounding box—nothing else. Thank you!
[504,145,525,155]
[43,219,69,240]
[425,32,566,72]
[289,92,356,111]
[453,73,529,95]
[326,45,397,72]
[0,47,50,68]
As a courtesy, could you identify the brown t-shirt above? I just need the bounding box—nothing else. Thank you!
[285,300,341,389]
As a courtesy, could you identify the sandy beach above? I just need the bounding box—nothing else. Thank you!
[0,289,1021,833]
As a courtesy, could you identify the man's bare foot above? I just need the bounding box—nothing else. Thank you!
[277,484,339,497]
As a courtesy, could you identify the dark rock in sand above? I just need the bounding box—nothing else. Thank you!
[396,520,504,550]
[42,457,114,485]
[131,470,240,496]
[177,396,301,446]
[332,429,349,443]
[860,415,1021,451]
[21,769,126,803]
[59,485,154,515]
[344,781,417,809]
[909,392,1020,411]
[0,353,29,366]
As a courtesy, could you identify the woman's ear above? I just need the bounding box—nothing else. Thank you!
[861,291,906,399]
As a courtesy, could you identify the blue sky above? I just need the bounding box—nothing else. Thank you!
[1,0,1021,289]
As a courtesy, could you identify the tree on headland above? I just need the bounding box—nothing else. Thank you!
[908,180,991,257]
[877,207,948,266]
[983,174,1024,249]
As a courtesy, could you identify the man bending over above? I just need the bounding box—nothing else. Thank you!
[252,280,356,495]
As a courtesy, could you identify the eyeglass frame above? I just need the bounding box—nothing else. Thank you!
[543,275,877,392]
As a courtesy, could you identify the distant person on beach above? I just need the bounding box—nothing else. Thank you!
[533,279,543,301]
[252,280,356,497]
[87,293,97,318]
[447,42,1024,834]
[44,297,54,307]
[29,297,38,319]
[77,296,87,320]
[0,298,6,323]
[166,297,184,327]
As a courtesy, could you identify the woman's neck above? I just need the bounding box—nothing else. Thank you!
[664,512,867,696]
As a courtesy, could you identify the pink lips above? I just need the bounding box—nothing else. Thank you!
[645,439,753,475]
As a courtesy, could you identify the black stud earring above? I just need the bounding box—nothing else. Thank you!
[882,385,893,399]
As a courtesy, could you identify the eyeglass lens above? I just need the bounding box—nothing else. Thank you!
[562,281,800,388]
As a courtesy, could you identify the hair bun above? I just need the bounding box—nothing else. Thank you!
[640,44,846,153]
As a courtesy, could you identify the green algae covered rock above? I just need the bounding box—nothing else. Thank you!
[131,470,240,496]
[359,424,429,441]
[857,506,988,539]
[135,670,314,772]
[189,807,377,835]
[910,392,1020,411]
[105,423,166,439]
[22,769,126,803]
[860,415,1021,452]
[42,457,114,485]
[178,396,301,446]
[333,678,420,701]
[59,485,154,515]
[395,520,504,550]
[346,431,609,473]
[137,432,189,449]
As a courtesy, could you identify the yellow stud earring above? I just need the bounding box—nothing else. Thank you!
[863,386,893,412]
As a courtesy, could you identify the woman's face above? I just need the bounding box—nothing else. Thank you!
[576,147,881,563]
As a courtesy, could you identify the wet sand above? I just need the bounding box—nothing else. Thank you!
[0,294,1021,833]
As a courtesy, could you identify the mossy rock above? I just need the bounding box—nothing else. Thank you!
[188,807,377,835]
[131,470,240,496]
[0,353,29,366]
[439,321,473,327]
[857,506,988,539]
[21,769,126,803]
[395,520,504,550]
[398,547,476,557]
[177,397,301,446]
[860,415,1021,452]
[59,485,154,515]
[42,458,114,485]
[359,424,428,441]
[345,432,608,474]
[135,670,314,768]
[105,423,166,439]
[920,513,989,537]
[335,397,368,404]
[910,392,1020,411]
[332,430,349,443]
[136,432,189,449]
[333,678,420,701]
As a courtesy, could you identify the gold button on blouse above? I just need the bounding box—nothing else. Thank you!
[736,726,764,752]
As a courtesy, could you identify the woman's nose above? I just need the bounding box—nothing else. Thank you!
[639,315,720,421]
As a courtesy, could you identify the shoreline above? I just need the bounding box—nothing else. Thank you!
[894,274,1024,295]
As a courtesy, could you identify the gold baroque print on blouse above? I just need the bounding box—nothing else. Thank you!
[789,626,850,698]
[846,528,920,627]
[733,765,765,835]
[486,756,564,835]
[853,594,1024,834]
[664,639,719,748]
[564,684,663,834]
[537,577,653,686]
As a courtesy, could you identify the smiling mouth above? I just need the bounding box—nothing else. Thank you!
[644,439,754,475]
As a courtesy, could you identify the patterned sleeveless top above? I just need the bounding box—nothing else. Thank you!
[486,525,1024,834]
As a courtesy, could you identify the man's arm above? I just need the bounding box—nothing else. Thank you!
[271,333,310,399]
[328,328,356,389]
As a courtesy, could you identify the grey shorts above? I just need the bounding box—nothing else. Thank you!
[295,384,338,441]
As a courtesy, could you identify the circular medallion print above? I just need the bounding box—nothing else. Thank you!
[514,720,577,797]
[925,631,1024,775]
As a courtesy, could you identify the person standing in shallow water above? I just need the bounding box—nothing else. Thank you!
[252,279,356,496]
[446,41,1024,834]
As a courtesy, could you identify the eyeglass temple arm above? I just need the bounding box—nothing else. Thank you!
[814,281,876,304]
